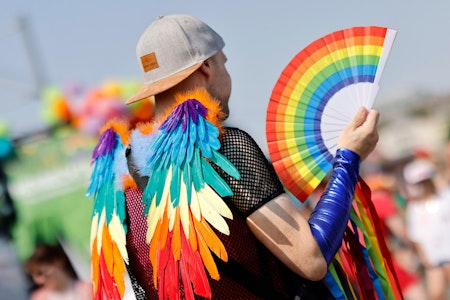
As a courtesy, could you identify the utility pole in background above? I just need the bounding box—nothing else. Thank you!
[0,15,50,141]
[0,14,46,101]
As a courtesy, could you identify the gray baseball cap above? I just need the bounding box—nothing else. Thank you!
[126,14,225,104]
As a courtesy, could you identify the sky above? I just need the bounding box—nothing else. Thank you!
[1,0,450,154]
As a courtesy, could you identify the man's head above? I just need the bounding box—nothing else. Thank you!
[403,158,436,199]
[126,14,226,105]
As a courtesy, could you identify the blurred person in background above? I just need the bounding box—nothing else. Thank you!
[367,172,427,300]
[403,157,450,300]
[0,123,16,238]
[0,124,27,300]
[25,243,91,300]
[435,140,450,191]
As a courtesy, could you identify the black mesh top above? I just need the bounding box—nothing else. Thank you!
[124,127,333,299]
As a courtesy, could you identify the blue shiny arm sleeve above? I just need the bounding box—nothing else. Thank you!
[308,148,361,264]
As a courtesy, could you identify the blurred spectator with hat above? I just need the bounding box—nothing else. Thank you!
[402,156,450,300]
[367,171,427,300]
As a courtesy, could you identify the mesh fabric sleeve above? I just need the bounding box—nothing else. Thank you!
[215,127,286,216]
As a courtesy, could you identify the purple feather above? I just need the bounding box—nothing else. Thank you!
[91,128,117,163]
[160,99,207,133]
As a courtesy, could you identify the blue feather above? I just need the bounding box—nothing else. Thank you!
[104,183,115,224]
[116,191,127,232]
[197,116,206,142]
[209,151,240,180]
[177,123,189,166]
[191,148,205,191]
[201,158,233,197]
[171,165,181,207]
[205,121,220,149]
[186,121,196,163]
[183,162,192,205]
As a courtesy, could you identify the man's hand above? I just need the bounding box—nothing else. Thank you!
[337,107,379,160]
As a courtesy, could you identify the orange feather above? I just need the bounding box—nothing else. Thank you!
[195,217,228,262]
[159,207,170,249]
[188,213,198,252]
[193,217,220,280]
[91,236,100,295]
[101,223,114,273]
[112,244,126,297]
[172,208,182,260]
[149,220,162,287]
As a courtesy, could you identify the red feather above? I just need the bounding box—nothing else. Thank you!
[182,226,211,298]
[158,232,171,300]
[166,250,180,300]
[99,252,121,299]
[157,245,168,300]
[179,254,195,300]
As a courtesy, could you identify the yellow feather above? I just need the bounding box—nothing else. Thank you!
[90,213,99,251]
[97,209,107,254]
[189,182,201,221]
[201,185,233,219]
[166,170,177,233]
[109,214,129,263]
[168,199,176,232]
[179,179,190,237]
[198,188,230,235]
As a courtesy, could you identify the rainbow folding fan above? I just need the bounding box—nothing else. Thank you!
[266,26,397,202]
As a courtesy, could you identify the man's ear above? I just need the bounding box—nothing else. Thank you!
[199,60,212,79]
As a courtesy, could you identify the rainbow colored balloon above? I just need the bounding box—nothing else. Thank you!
[266,26,397,202]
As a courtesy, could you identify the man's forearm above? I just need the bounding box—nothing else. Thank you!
[308,148,361,264]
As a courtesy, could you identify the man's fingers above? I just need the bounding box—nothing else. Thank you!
[351,107,369,129]
[364,109,380,130]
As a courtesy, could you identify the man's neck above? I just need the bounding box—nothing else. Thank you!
[154,94,177,119]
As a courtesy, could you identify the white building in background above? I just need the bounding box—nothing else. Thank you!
[376,93,449,161]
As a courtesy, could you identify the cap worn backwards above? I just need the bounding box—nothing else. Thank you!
[126,14,225,105]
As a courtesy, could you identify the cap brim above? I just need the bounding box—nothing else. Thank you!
[125,61,203,105]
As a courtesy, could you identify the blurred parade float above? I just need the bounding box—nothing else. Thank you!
[2,80,154,272]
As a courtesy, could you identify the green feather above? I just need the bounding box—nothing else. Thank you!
[209,150,240,180]
[201,159,233,197]
[170,164,181,207]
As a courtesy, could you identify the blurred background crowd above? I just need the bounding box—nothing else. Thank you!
[1,1,450,299]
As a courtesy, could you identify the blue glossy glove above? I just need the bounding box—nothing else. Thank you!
[308,148,361,264]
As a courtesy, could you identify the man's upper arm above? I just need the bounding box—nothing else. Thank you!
[246,193,327,280]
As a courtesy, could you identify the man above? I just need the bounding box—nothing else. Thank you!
[102,14,379,299]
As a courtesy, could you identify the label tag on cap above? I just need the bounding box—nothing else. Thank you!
[141,52,159,72]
